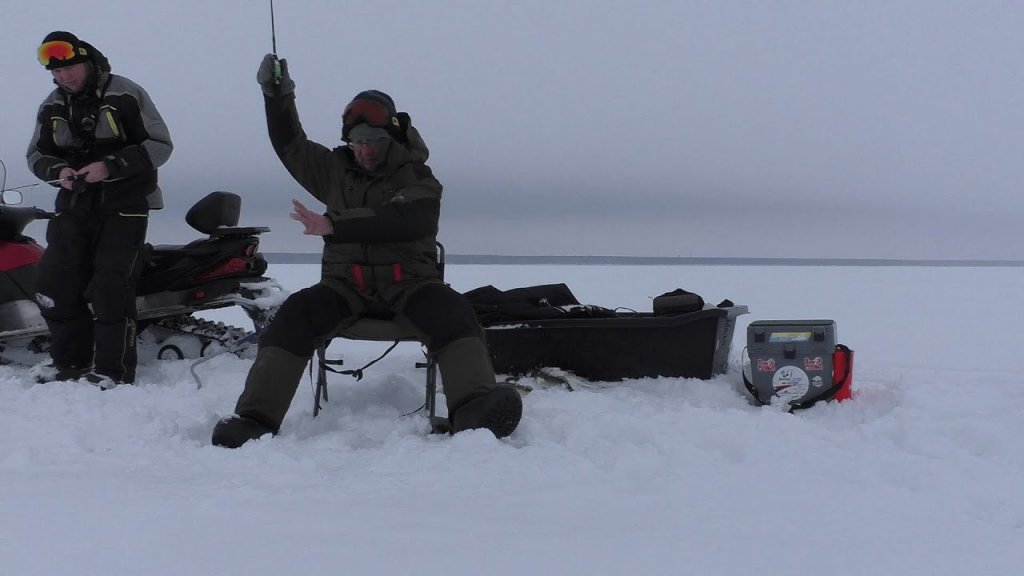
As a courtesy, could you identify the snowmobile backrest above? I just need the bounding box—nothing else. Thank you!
[186,192,241,235]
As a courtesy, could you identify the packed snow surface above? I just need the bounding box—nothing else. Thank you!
[2,263,1022,575]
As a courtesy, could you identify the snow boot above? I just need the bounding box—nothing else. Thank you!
[56,364,91,381]
[436,337,499,409]
[211,415,277,448]
[450,385,523,438]
[79,371,128,391]
[33,363,91,383]
[233,345,310,429]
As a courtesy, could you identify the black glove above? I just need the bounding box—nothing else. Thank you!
[257,53,294,96]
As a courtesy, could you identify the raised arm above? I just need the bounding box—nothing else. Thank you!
[258,54,339,204]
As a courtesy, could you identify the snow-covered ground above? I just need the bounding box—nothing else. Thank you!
[2,263,1022,575]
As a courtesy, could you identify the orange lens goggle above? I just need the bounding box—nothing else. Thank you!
[37,40,79,67]
[343,99,397,129]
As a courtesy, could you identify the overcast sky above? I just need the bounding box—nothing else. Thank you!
[2,1,1021,258]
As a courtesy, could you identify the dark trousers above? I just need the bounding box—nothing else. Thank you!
[260,281,482,356]
[36,211,148,382]
[235,280,496,427]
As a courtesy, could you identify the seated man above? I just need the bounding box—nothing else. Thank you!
[211,54,522,448]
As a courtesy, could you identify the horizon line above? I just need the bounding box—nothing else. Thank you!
[264,253,1024,267]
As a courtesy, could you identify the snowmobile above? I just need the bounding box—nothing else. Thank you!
[0,183,285,366]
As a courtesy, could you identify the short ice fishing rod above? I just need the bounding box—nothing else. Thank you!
[0,159,71,194]
[3,181,58,192]
[270,0,282,83]
[0,157,64,194]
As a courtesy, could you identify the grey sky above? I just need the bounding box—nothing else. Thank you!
[2,1,1021,257]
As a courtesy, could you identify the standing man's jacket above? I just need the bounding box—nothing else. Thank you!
[264,92,442,298]
[26,62,173,213]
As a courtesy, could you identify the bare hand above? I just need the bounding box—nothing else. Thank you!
[290,199,334,236]
[75,161,109,183]
[58,167,76,190]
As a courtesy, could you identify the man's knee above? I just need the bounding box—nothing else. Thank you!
[90,275,134,322]
[261,284,353,354]
[403,283,482,351]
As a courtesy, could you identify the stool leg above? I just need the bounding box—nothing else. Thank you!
[314,344,328,417]
[425,357,437,418]
[425,356,451,434]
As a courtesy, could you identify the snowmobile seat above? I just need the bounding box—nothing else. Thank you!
[146,191,268,262]
[312,243,448,433]
[0,206,41,239]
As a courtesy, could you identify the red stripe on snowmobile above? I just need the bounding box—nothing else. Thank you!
[0,243,44,272]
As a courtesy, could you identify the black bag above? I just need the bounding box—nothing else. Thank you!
[465,283,582,324]
[653,289,704,315]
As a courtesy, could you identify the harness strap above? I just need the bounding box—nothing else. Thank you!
[351,264,366,292]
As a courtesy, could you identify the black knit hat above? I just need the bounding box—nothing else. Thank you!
[38,31,91,70]
[341,90,401,141]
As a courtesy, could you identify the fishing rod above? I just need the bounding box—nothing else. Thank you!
[270,0,281,84]
[5,179,66,190]
[1,158,68,195]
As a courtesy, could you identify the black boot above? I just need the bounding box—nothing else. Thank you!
[80,371,127,390]
[211,415,277,448]
[55,364,91,381]
[35,363,92,384]
[450,385,523,438]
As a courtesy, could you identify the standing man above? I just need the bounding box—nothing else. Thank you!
[211,54,522,448]
[27,31,173,387]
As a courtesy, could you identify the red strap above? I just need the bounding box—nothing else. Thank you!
[352,264,366,292]
[392,263,402,283]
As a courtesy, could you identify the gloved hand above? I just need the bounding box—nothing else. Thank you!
[257,53,294,96]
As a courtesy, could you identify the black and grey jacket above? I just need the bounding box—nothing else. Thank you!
[26,66,173,213]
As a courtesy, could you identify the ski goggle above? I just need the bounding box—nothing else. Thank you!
[37,40,81,67]
[342,99,398,130]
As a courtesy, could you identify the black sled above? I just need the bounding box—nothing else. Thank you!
[466,283,748,382]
